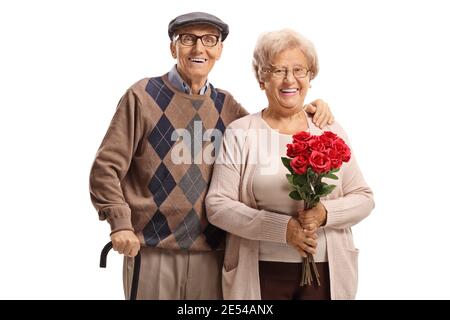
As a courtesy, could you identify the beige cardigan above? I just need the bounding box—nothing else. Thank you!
[205,112,375,300]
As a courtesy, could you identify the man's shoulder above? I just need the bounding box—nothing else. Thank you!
[213,87,236,100]
[212,86,248,117]
[127,77,152,94]
[125,75,171,100]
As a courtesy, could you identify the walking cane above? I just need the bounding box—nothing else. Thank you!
[100,241,141,300]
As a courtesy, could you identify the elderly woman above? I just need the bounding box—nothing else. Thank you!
[205,29,374,300]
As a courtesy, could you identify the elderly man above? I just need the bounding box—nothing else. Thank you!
[89,12,334,300]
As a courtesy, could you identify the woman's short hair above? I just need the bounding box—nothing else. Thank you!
[252,29,319,83]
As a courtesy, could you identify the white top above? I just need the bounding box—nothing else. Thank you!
[253,112,328,262]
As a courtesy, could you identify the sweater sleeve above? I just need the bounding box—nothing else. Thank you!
[89,89,143,233]
[225,91,250,119]
[206,125,291,243]
[235,101,249,119]
[321,124,375,229]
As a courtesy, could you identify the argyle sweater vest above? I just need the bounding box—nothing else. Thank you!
[90,74,248,251]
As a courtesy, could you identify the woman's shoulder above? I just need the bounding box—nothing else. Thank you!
[324,120,344,133]
[321,120,351,144]
[226,112,261,130]
[304,111,350,142]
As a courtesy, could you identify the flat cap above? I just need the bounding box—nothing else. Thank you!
[168,12,229,41]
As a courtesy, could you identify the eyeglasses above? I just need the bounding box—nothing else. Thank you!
[175,33,220,47]
[264,65,309,79]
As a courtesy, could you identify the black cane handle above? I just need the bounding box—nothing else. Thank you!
[100,241,141,300]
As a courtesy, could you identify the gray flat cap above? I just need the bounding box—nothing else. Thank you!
[168,12,229,41]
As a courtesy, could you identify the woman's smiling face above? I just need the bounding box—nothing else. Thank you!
[263,47,311,112]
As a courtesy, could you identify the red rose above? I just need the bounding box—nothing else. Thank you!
[309,151,331,174]
[290,155,308,175]
[327,148,343,169]
[323,131,338,140]
[318,135,333,148]
[308,137,326,152]
[332,138,351,162]
[286,142,309,158]
[293,131,312,143]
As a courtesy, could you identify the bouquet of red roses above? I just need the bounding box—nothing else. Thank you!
[282,131,351,286]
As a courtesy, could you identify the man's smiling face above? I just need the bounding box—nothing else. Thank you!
[170,24,223,87]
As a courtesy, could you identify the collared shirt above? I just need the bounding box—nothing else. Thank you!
[168,65,209,95]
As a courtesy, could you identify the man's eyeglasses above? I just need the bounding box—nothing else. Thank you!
[264,65,309,79]
[175,33,220,47]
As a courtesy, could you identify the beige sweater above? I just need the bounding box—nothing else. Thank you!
[206,112,375,299]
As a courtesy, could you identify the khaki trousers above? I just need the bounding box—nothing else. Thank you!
[123,247,224,300]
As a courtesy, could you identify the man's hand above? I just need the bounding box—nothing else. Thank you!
[298,202,327,233]
[303,99,334,129]
[286,218,317,257]
[110,230,140,257]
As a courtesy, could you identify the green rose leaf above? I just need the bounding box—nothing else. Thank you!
[289,190,302,200]
[307,167,316,184]
[294,185,309,200]
[286,174,294,185]
[293,174,307,186]
[281,157,294,174]
[319,184,336,196]
[324,173,339,180]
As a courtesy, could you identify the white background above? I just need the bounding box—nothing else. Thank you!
[1,0,449,299]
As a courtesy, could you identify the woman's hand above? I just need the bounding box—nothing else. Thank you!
[286,218,317,257]
[303,99,334,129]
[110,230,141,257]
[298,202,327,233]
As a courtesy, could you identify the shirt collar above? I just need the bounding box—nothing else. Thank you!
[168,65,209,95]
